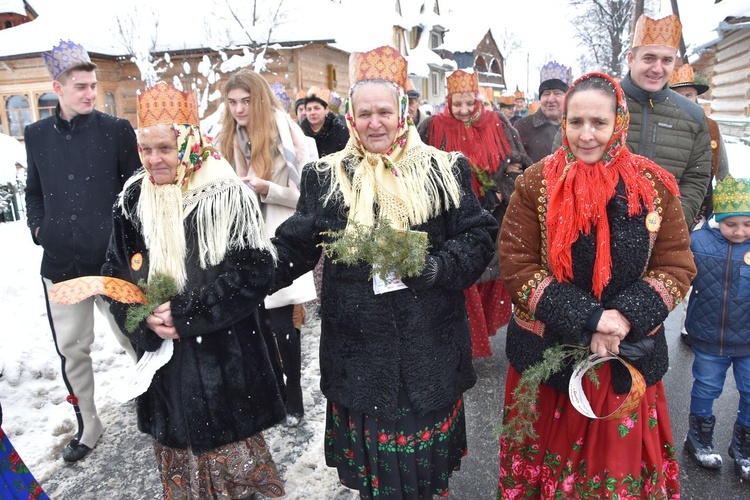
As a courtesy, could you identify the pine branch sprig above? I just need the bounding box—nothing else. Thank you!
[320,219,429,283]
[124,273,178,333]
[497,344,598,444]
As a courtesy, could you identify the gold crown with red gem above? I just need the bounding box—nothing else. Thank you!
[349,45,408,89]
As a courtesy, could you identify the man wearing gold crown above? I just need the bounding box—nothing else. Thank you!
[101,82,286,498]
[272,45,497,499]
[24,40,140,462]
[670,63,730,224]
[683,175,750,479]
[620,14,712,229]
[515,60,572,163]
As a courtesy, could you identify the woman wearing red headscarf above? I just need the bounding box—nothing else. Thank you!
[496,73,695,498]
[419,70,531,358]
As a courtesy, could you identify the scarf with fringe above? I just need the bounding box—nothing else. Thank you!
[316,82,463,231]
[427,94,512,196]
[122,124,275,292]
[544,72,679,299]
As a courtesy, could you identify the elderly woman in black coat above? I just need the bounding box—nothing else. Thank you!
[272,46,498,499]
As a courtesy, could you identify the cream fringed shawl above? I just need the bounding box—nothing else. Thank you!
[316,83,464,231]
[120,124,275,292]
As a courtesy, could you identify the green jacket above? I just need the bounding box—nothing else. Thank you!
[620,73,711,228]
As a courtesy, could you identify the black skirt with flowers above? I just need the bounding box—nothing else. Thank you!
[324,386,467,499]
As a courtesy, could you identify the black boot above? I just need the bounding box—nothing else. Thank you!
[685,414,722,469]
[728,421,750,479]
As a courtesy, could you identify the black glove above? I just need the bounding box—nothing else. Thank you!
[402,255,443,292]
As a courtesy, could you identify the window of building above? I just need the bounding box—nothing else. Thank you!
[37,92,58,120]
[105,92,118,117]
[430,32,440,49]
[6,95,31,137]
[431,73,439,96]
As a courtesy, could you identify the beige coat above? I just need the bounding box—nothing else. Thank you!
[222,110,318,308]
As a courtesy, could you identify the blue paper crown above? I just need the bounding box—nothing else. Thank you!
[42,40,94,80]
[270,82,291,111]
[540,61,572,86]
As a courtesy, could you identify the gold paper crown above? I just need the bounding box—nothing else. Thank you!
[479,86,494,103]
[306,86,332,106]
[350,45,408,89]
[632,14,682,49]
[447,70,478,96]
[669,64,694,87]
[499,95,516,107]
[138,82,199,128]
[713,175,750,216]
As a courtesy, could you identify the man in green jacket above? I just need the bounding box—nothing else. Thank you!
[621,14,711,228]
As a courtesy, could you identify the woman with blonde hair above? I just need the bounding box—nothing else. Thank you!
[217,69,317,419]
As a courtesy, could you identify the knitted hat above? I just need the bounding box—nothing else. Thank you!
[631,14,682,50]
[349,45,408,89]
[539,61,572,96]
[306,86,331,107]
[713,175,750,222]
[42,39,97,80]
[446,70,479,96]
[137,82,199,128]
[669,64,709,95]
[270,82,291,112]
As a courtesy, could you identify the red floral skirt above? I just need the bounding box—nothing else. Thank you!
[498,364,680,499]
[465,279,512,358]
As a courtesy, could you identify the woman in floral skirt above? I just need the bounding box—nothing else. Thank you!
[272,45,498,499]
[497,73,695,498]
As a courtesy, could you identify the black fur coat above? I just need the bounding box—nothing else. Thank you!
[102,180,285,454]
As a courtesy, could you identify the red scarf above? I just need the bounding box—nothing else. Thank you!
[544,73,679,299]
[428,96,511,196]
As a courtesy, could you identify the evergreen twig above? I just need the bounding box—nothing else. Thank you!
[124,273,177,333]
[320,219,429,282]
[497,344,598,444]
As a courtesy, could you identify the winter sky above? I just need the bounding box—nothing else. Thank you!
[12,0,750,98]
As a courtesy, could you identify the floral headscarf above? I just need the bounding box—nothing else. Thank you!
[544,72,679,298]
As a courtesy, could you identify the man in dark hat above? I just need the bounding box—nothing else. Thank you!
[514,61,572,163]
[300,86,349,157]
[670,63,730,345]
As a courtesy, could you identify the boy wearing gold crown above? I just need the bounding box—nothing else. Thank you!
[24,40,140,462]
[102,82,286,498]
[684,175,750,479]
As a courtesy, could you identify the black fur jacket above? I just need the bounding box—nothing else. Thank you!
[272,154,498,421]
[102,180,285,454]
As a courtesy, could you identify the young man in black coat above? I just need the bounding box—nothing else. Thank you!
[24,40,140,462]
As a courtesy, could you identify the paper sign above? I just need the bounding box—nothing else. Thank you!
[108,339,174,403]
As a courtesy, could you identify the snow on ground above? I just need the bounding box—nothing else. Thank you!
[0,138,748,498]
[0,220,354,499]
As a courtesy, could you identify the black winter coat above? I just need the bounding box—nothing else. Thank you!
[300,112,350,158]
[24,107,140,282]
[102,180,286,454]
[273,155,498,421]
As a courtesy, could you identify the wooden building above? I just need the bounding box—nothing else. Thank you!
[691,16,750,137]
[443,27,506,105]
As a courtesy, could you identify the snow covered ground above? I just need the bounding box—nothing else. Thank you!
[0,219,354,499]
[1,138,748,499]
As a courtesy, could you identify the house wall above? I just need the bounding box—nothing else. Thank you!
[0,44,350,139]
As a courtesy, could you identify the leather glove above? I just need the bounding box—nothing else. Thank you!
[402,255,443,292]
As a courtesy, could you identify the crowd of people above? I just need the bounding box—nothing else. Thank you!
[2,9,748,500]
